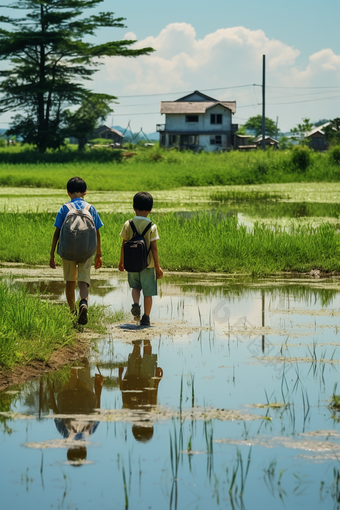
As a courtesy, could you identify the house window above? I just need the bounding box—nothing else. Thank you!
[181,135,199,146]
[169,135,178,145]
[210,135,222,145]
[185,115,199,123]
[211,114,222,124]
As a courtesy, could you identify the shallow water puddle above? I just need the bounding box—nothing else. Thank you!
[2,272,340,509]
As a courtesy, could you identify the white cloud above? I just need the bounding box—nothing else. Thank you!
[97,23,340,131]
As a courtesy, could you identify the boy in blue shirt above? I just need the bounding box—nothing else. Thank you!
[50,177,103,325]
[119,192,163,326]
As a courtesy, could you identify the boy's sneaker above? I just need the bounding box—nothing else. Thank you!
[140,314,150,327]
[131,303,141,321]
[78,299,88,325]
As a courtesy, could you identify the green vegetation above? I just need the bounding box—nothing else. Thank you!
[0,0,153,152]
[0,279,123,369]
[0,280,74,369]
[1,211,339,274]
[210,190,288,202]
[243,115,278,137]
[0,147,340,190]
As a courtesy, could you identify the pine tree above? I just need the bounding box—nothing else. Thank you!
[0,1,153,152]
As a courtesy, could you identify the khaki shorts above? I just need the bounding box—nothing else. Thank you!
[62,257,93,286]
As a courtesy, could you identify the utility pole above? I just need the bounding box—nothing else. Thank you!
[262,55,266,150]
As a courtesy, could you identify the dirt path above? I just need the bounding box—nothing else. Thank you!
[0,337,92,392]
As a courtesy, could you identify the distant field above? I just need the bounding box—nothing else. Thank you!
[0,146,339,190]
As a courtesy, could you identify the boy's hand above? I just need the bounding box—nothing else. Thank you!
[94,254,102,269]
[119,261,125,272]
[156,267,163,279]
[49,256,56,269]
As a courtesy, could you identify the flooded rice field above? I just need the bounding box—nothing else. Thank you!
[2,183,340,226]
[2,269,340,509]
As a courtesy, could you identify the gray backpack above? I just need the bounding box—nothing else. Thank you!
[57,202,97,261]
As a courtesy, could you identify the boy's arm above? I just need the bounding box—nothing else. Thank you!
[150,240,163,279]
[94,230,103,269]
[119,240,126,271]
[49,227,60,269]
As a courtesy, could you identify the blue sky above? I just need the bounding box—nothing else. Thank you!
[1,0,340,134]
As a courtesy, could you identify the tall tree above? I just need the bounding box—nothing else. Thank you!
[290,118,314,146]
[243,115,278,137]
[0,1,154,152]
[64,93,113,150]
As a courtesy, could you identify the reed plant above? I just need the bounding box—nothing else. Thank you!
[1,210,340,274]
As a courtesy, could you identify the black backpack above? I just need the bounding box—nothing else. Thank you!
[123,220,152,272]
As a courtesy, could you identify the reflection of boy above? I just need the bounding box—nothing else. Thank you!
[119,340,163,442]
[50,176,103,325]
[49,361,103,463]
[119,191,163,326]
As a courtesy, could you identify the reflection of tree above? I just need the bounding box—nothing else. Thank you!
[119,340,163,443]
[0,387,21,434]
[24,279,118,299]
[49,359,103,464]
[166,277,339,308]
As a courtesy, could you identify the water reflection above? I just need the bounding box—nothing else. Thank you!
[49,359,103,464]
[119,339,163,443]
[2,275,340,509]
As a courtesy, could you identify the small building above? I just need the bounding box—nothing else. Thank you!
[236,134,256,151]
[92,125,124,146]
[254,135,279,149]
[157,91,238,151]
[306,123,330,151]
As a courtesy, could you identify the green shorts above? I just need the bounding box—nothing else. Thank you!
[128,268,157,297]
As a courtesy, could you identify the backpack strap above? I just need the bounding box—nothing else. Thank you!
[130,220,153,238]
[141,222,153,237]
[65,202,76,211]
[84,203,92,211]
[130,220,138,235]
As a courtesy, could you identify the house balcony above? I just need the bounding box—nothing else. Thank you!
[156,124,166,132]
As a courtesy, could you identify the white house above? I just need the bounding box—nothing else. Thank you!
[157,91,238,151]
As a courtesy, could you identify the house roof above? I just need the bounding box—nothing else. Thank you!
[94,125,124,138]
[306,122,330,137]
[254,135,279,144]
[176,90,219,102]
[160,101,236,114]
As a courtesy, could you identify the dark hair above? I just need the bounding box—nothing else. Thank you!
[133,191,153,211]
[67,177,87,194]
[132,425,154,443]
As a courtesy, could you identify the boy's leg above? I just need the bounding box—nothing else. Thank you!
[132,288,141,305]
[144,296,152,317]
[62,259,77,313]
[65,281,77,313]
[128,273,142,321]
[131,288,141,320]
[140,269,157,326]
[78,281,89,301]
[77,258,92,326]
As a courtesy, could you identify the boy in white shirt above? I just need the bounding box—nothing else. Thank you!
[119,192,163,326]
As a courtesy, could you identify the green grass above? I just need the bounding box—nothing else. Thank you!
[0,146,339,191]
[0,280,75,369]
[1,211,339,274]
[0,279,124,370]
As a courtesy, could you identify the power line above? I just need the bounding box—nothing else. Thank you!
[267,94,340,106]
[118,84,258,98]
[267,85,340,90]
